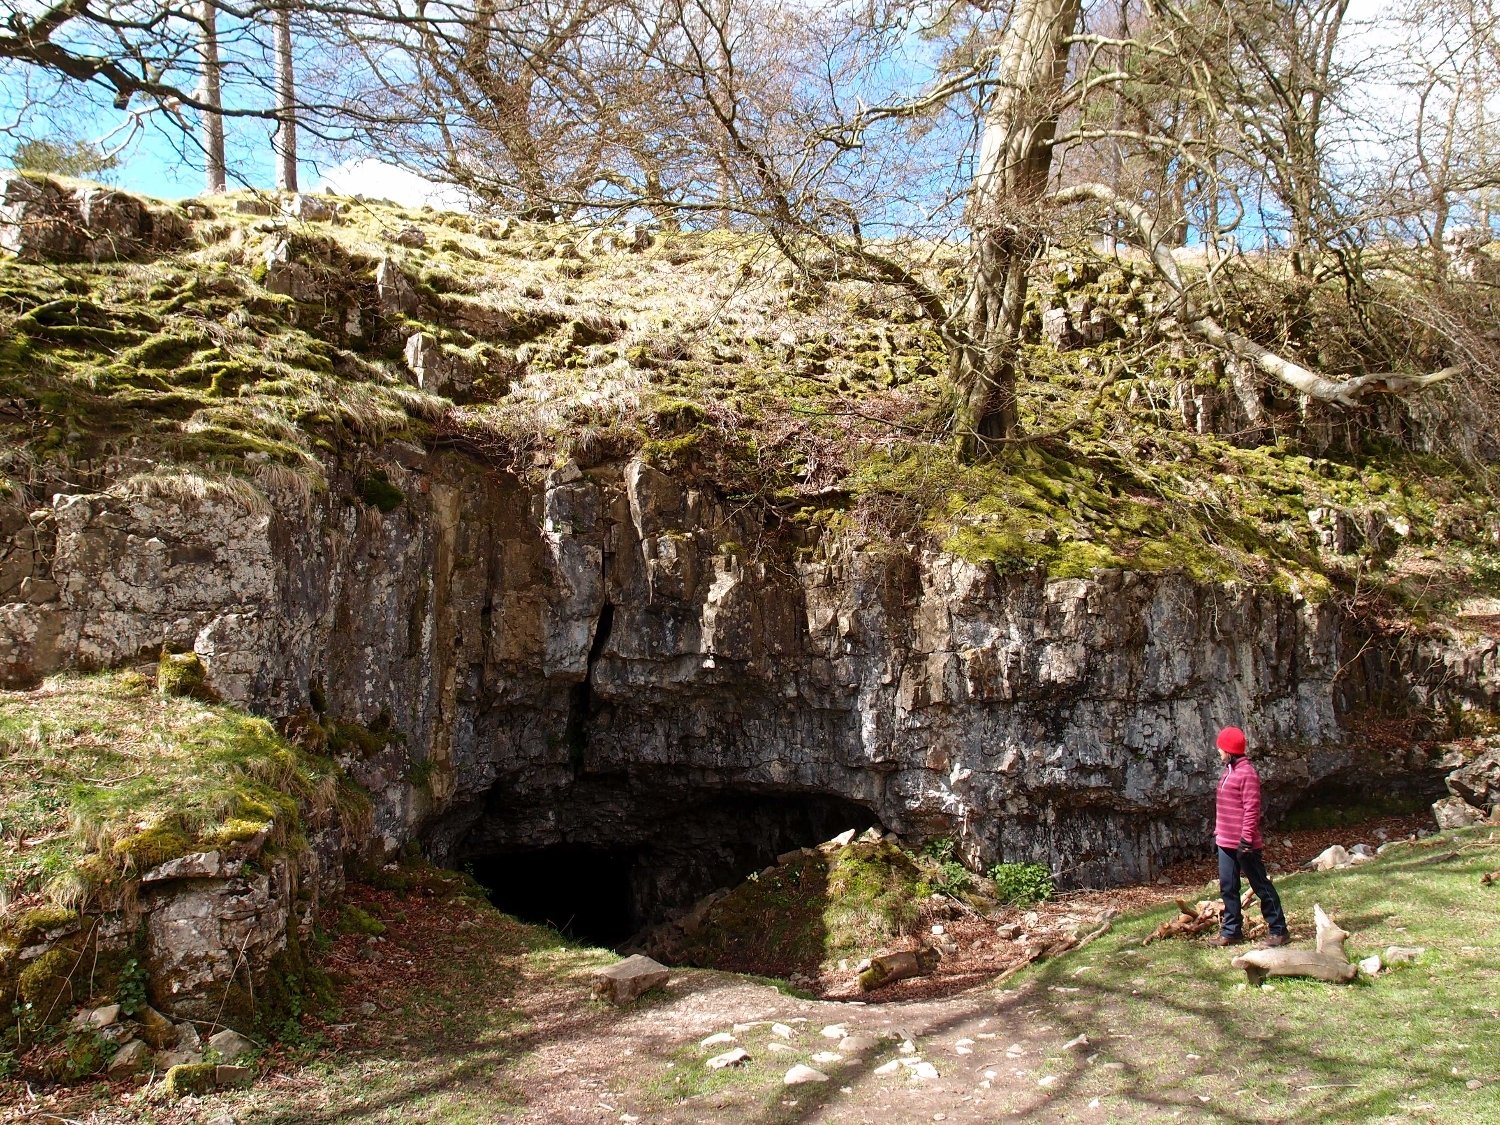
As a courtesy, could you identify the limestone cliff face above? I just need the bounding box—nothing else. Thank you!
[0,445,1426,916]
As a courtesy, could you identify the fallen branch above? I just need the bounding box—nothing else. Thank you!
[1048,183,1465,406]
[990,911,1116,985]
[1142,890,1255,945]
[1481,870,1498,886]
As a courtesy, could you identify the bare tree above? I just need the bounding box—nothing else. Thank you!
[201,0,227,192]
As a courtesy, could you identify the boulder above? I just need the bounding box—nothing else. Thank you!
[207,1028,254,1063]
[404,332,448,393]
[215,1064,254,1088]
[235,198,275,216]
[1447,748,1500,813]
[591,954,670,1004]
[375,257,419,315]
[1433,796,1485,830]
[0,174,187,260]
[262,239,319,302]
[285,194,335,222]
[107,1038,152,1077]
[839,1033,879,1054]
[143,850,241,883]
[136,1005,177,1050]
[700,1032,736,1048]
[392,226,426,248]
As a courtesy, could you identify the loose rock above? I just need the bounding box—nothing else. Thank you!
[71,1003,121,1030]
[839,1034,879,1054]
[700,1032,736,1048]
[784,1064,829,1085]
[208,1028,254,1063]
[707,1048,750,1070]
[592,955,670,1004]
[106,1038,152,1077]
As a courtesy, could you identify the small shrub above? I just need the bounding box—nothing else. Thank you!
[116,957,147,1016]
[988,862,1054,905]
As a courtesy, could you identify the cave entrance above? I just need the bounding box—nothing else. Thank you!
[468,846,637,946]
[460,791,878,948]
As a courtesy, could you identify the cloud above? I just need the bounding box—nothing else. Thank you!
[316,158,473,211]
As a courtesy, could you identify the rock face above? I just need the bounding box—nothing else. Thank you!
[0,173,189,261]
[0,450,1458,935]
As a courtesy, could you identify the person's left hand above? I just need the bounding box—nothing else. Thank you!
[1237,838,1252,858]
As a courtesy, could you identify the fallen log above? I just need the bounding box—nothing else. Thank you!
[1231,949,1359,987]
[858,947,940,991]
[1229,903,1356,986]
[1482,870,1498,887]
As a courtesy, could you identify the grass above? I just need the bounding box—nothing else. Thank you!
[1007,824,1500,1122]
[0,670,365,923]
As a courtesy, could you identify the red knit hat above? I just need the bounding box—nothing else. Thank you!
[1216,727,1247,755]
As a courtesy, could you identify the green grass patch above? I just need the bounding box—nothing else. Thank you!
[0,670,368,919]
[1007,826,1500,1123]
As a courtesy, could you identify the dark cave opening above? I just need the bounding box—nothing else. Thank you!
[468,846,638,946]
[461,790,879,948]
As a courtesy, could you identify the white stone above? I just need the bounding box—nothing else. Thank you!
[772,1022,795,1038]
[1358,955,1382,975]
[839,1034,878,1054]
[812,1051,842,1064]
[700,1032,736,1048]
[821,1023,847,1038]
[1038,1075,1058,1088]
[707,1048,750,1070]
[912,1061,939,1079]
[784,1065,829,1085]
[767,1042,795,1053]
[1064,1033,1089,1049]
[826,829,857,848]
[874,1060,901,1075]
[899,1040,916,1054]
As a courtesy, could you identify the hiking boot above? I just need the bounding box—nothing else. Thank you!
[1260,933,1292,948]
[1206,934,1246,947]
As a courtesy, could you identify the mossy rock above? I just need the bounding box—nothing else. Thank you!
[163,1061,218,1097]
[336,904,386,936]
[4,904,80,945]
[17,946,75,1012]
[358,470,405,513]
[158,650,212,699]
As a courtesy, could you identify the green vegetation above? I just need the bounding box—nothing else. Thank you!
[1002,826,1500,1123]
[11,138,118,180]
[0,669,367,924]
[1,182,1492,612]
[676,839,929,973]
[987,861,1055,905]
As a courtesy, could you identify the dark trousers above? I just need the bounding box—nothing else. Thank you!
[1218,846,1288,938]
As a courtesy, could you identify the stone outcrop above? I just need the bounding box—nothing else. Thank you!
[0,449,1458,936]
[0,173,189,261]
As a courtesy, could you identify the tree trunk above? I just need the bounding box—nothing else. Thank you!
[273,1,298,192]
[200,0,226,193]
[954,0,1083,453]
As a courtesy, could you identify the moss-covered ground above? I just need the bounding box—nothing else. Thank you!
[0,670,361,914]
[2,184,1496,619]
